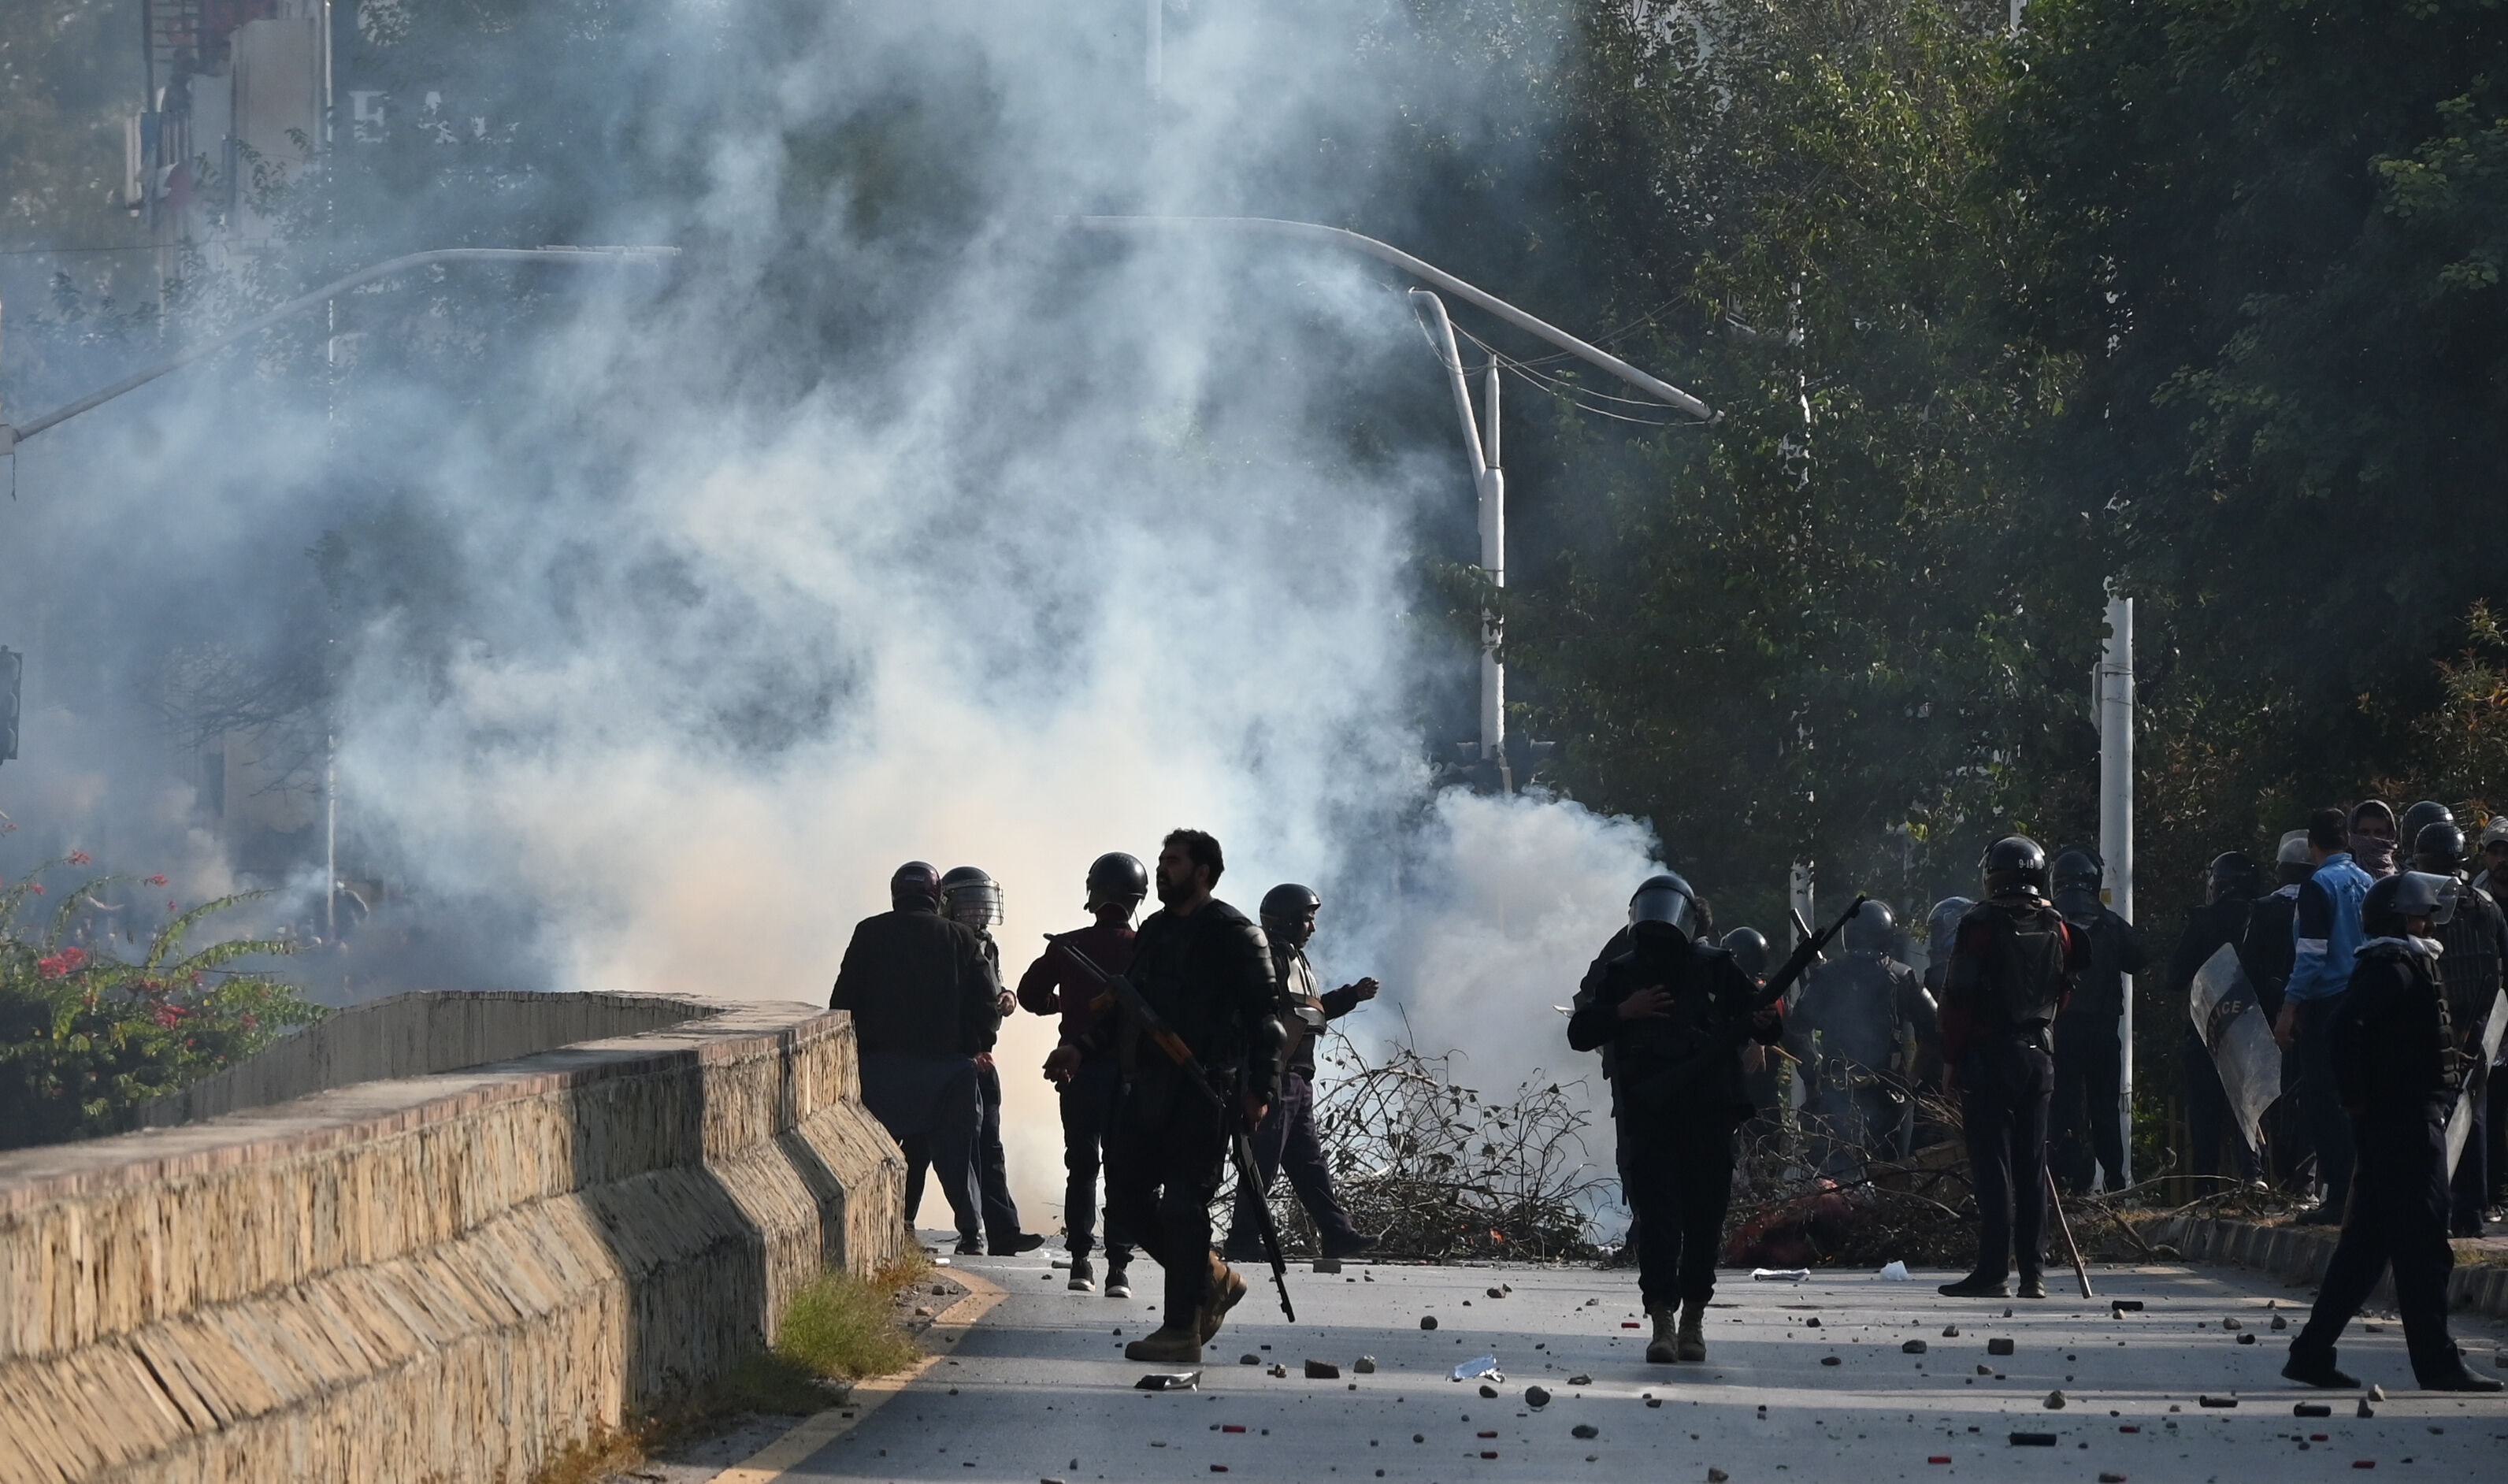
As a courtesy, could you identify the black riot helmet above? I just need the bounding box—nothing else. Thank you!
[2203,851,2261,905]
[2414,822,2469,875]
[1722,926,1771,980]
[1085,851,1150,914]
[1627,873,1699,937]
[1842,899,1896,954]
[1927,896,1974,962]
[2362,870,2457,939]
[1260,882,1323,947]
[2051,848,2104,892]
[1981,837,2050,900]
[2399,800,2454,845]
[939,865,1003,928]
[890,860,942,911]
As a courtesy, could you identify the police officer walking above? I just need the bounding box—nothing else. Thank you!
[1102,830,1283,1364]
[830,862,1002,1252]
[1787,900,1934,1171]
[1222,883,1383,1263]
[940,866,1046,1256]
[1939,838,2085,1300]
[2048,848,2147,1195]
[2282,871,2503,1393]
[1017,852,1149,1296]
[1569,874,1783,1364]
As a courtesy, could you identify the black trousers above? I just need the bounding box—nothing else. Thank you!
[1619,1111,1738,1312]
[2050,1015,2124,1192]
[2183,1030,2261,1183]
[1226,1070,1360,1253]
[1106,1069,1228,1330]
[2489,1061,2508,1208]
[1057,1056,1134,1263]
[2293,998,2357,1211]
[1957,1033,2054,1281]
[974,1059,1022,1245]
[862,1052,982,1243]
[2291,1105,2463,1382]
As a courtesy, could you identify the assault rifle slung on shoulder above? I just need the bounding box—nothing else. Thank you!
[1046,934,1297,1323]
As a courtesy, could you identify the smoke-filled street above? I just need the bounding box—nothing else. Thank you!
[744,1254,2508,1483]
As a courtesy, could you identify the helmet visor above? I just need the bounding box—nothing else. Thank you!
[1628,884,1695,935]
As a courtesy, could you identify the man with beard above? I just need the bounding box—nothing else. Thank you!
[2411,821,2506,1236]
[1018,851,1150,1296]
[2282,871,2502,1393]
[1222,883,1382,1264]
[1100,830,1282,1363]
[2047,848,2148,1195]
[1938,837,2087,1300]
[1786,900,1934,1170]
[2164,851,2268,1185]
[2277,808,2376,1224]
[1569,874,1783,1364]
[831,861,1001,1253]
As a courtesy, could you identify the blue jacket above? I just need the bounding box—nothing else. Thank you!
[2286,853,2373,1004]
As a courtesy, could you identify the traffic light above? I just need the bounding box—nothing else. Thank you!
[0,647,19,765]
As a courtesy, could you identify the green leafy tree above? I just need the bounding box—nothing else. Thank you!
[0,857,325,1148]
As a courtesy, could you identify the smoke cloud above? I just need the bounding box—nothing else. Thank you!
[1,0,1665,1221]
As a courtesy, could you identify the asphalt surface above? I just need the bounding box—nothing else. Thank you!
[766,1242,2508,1484]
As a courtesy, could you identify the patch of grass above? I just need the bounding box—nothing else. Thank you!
[774,1261,926,1382]
[527,1423,647,1484]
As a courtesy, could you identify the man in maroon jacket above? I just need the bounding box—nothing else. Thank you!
[1017,852,1149,1297]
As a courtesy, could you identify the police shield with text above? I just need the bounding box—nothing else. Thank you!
[1938,837,2085,1300]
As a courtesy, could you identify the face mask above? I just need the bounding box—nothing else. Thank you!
[2351,835,2398,874]
[2054,884,2101,922]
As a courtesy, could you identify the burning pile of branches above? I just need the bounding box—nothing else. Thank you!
[1227,1024,1608,1261]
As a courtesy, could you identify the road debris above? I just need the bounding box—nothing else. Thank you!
[1903,1340,1928,1354]
[1987,1338,2015,1356]
[1452,1356,1502,1382]
[1354,1356,1377,1374]
[1305,1360,1341,1379]
[1525,1386,1551,1408]
[1572,1424,1599,1439]
[1135,1371,1200,1391]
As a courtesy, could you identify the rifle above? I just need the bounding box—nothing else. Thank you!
[1047,934,1297,1323]
[1621,895,1868,1105]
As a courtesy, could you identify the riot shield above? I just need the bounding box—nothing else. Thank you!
[2189,944,2280,1156]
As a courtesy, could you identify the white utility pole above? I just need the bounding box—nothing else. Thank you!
[2097,586,2135,1185]
[1408,290,1508,785]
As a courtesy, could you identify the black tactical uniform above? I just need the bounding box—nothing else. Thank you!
[1790,941,1934,1171]
[1569,876,1780,1361]
[2286,873,2502,1392]
[1223,892,1372,1260]
[2162,855,2269,1183]
[1103,896,1279,1351]
[2050,851,2149,1194]
[2417,824,2506,1236]
[1939,838,2084,1299]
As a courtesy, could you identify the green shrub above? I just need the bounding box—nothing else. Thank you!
[0,856,325,1148]
[772,1260,925,1382]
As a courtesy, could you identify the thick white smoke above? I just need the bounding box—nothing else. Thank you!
[1,0,1668,1222]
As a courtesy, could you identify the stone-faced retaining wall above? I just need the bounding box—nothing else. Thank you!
[0,994,904,1484]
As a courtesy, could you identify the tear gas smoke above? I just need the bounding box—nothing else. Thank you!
[0,0,1664,1218]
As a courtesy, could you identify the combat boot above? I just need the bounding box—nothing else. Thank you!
[1196,1252,1248,1345]
[1067,1255,1096,1293]
[1645,1307,1679,1364]
[1676,1299,1708,1363]
[1122,1325,1204,1363]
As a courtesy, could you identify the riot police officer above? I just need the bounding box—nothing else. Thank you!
[1939,837,2085,1300]
[2412,822,2506,1236]
[2283,872,2502,1392]
[1222,883,1383,1262]
[2163,851,2267,1184]
[1018,851,1150,1295]
[2046,848,2146,1194]
[1787,901,1935,1171]
[940,866,1045,1256]
[1569,874,1783,1363]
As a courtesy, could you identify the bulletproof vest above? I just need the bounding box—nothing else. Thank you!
[1604,933,1732,1075]
[1974,900,2070,1026]
[2434,883,2503,1029]
[1801,953,1903,1073]
[1273,943,1329,1074]
[2339,941,2462,1107]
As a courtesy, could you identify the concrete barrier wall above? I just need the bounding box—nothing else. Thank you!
[137,989,727,1127]
[2153,1214,2508,1320]
[0,992,906,1484]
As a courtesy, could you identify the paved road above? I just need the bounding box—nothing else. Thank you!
[767,1249,2508,1484]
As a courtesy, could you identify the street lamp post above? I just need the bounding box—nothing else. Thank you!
[1072,216,1712,788]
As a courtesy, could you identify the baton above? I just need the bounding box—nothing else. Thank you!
[2044,1166,2094,1298]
